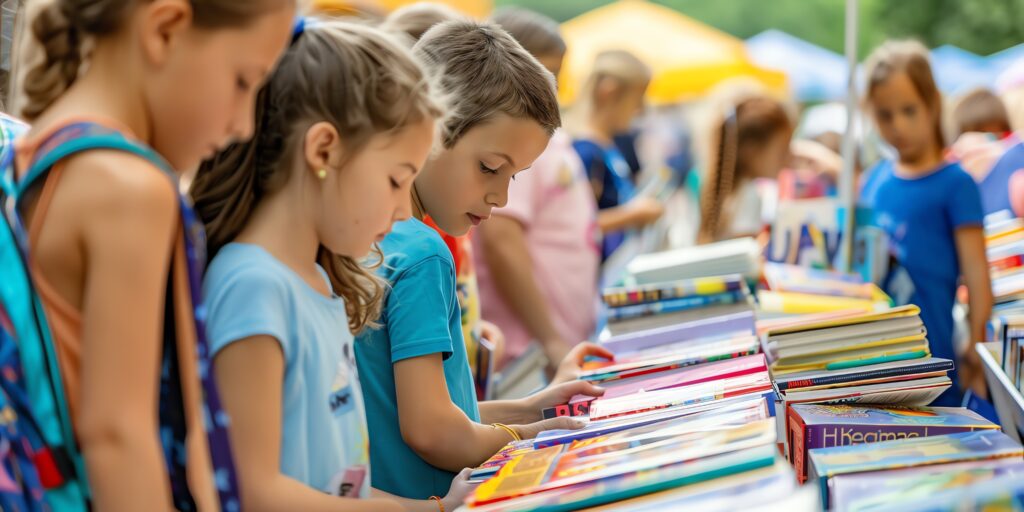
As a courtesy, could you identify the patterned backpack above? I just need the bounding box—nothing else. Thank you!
[0,119,241,510]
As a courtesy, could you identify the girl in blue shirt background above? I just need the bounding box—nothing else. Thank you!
[859,40,993,406]
[192,20,469,511]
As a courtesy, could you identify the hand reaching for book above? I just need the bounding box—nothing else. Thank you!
[958,346,988,400]
[551,342,615,385]
[519,379,606,423]
[441,468,477,511]
[512,416,587,441]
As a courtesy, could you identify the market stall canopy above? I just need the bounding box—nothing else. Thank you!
[746,29,847,103]
[311,0,492,18]
[559,0,788,105]
[929,44,998,95]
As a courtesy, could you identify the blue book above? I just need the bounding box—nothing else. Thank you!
[808,430,1024,509]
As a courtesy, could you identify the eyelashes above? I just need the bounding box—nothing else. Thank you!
[479,162,499,174]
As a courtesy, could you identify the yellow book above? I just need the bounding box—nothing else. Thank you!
[762,304,921,337]
[771,338,930,375]
[757,290,891,315]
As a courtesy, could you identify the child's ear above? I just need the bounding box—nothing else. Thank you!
[304,122,344,174]
[139,0,193,66]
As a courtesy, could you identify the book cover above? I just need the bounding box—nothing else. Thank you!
[781,376,951,406]
[601,310,756,355]
[542,354,768,419]
[788,404,1000,482]
[774,357,953,391]
[763,304,921,338]
[757,290,887,315]
[831,460,1024,512]
[602,274,745,308]
[468,419,776,507]
[807,430,1024,509]
[763,263,875,299]
[582,335,761,384]
[587,371,772,420]
[625,237,760,285]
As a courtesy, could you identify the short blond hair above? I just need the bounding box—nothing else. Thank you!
[414,19,560,148]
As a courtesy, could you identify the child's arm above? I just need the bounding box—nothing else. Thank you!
[76,158,179,510]
[596,197,664,233]
[476,215,573,369]
[955,225,994,396]
[478,379,606,425]
[394,354,583,471]
[215,337,405,512]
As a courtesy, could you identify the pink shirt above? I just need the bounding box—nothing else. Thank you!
[474,131,601,369]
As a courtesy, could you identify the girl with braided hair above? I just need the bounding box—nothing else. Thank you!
[697,96,793,244]
[11,0,293,509]
[191,19,472,511]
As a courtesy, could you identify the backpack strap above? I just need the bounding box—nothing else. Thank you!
[9,121,241,511]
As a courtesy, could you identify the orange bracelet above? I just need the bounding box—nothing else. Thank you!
[429,495,445,512]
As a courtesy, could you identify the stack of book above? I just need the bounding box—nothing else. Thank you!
[623,237,760,286]
[786,404,1000,483]
[758,263,892,316]
[601,274,753,334]
[764,305,952,407]
[463,404,790,512]
[986,215,1024,313]
[991,314,1024,395]
[808,430,1024,510]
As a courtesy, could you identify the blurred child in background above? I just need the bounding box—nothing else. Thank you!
[860,40,993,404]
[568,49,664,260]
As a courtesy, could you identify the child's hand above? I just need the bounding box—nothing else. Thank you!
[626,197,665,227]
[441,468,477,511]
[551,342,615,385]
[958,348,989,400]
[512,416,586,440]
[520,380,606,423]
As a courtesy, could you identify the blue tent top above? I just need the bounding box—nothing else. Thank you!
[746,29,848,102]
[929,44,998,94]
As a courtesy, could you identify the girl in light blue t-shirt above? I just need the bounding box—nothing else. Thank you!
[191,19,468,511]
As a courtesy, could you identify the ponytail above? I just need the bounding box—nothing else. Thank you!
[22,3,82,120]
[699,109,738,244]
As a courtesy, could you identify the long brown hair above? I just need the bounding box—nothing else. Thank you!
[698,96,791,244]
[21,0,290,121]
[864,40,945,151]
[190,20,442,332]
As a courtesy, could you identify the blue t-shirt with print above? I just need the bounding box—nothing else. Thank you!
[203,243,372,497]
[573,138,637,259]
[355,218,480,499]
[860,160,984,406]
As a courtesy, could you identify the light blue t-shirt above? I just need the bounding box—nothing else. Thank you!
[860,160,984,406]
[355,218,480,499]
[203,243,372,497]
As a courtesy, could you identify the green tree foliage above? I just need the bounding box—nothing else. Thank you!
[494,0,1023,56]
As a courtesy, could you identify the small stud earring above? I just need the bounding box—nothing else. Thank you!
[317,168,327,180]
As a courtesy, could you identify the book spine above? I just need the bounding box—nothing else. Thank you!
[788,406,807,482]
[603,278,743,307]
[991,253,1024,273]
[776,362,953,391]
[606,291,742,321]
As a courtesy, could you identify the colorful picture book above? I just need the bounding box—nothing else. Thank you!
[466,419,777,509]
[580,335,761,384]
[807,430,1024,509]
[787,404,1000,482]
[831,460,1024,512]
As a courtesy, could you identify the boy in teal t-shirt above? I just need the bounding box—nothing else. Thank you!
[355,218,479,498]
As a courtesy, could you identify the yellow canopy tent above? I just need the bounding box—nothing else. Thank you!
[311,0,493,19]
[559,0,788,105]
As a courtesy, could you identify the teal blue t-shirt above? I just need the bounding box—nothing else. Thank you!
[203,243,372,497]
[355,218,480,499]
